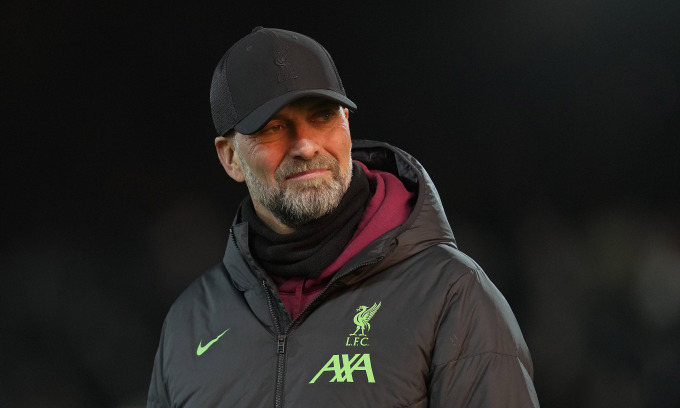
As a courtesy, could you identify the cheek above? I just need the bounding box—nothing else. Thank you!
[333,137,353,171]
[250,151,285,181]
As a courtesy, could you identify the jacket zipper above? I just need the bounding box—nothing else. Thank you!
[233,228,287,408]
[258,238,387,407]
[263,279,286,408]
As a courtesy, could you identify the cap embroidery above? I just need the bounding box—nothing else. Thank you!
[274,48,298,83]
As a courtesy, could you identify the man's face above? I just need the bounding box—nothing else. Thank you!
[231,97,353,229]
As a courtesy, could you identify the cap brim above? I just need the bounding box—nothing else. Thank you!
[233,89,357,135]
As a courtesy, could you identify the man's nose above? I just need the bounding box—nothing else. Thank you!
[288,123,320,159]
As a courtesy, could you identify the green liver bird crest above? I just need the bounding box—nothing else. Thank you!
[351,302,382,336]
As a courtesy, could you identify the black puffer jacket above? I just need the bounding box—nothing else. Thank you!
[147,140,539,407]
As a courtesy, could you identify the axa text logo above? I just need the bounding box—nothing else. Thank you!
[309,354,375,383]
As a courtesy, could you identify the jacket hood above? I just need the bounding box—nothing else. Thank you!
[347,139,457,273]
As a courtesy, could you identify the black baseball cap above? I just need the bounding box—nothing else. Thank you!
[210,26,357,136]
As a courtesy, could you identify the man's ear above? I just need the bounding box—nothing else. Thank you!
[215,136,245,182]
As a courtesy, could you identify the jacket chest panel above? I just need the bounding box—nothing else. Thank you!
[278,271,448,407]
[166,319,277,407]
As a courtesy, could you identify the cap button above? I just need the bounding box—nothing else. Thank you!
[251,26,264,32]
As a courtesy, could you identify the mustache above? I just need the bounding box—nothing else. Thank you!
[274,155,338,181]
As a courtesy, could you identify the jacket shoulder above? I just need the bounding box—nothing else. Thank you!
[425,245,533,371]
[163,264,235,323]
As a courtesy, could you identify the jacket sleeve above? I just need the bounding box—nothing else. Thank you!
[428,265,539,407]
[147,320,171,408]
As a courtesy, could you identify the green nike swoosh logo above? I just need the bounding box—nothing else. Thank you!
[196,328,230,356]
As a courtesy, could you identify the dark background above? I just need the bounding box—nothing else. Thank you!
[2,1,679,407]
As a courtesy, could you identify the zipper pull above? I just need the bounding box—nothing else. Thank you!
[277,334,286,355]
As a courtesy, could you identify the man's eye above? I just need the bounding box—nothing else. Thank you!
[263,124,283,133]
[316,110,334,121]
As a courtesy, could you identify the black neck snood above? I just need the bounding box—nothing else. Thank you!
[240,162,370,278]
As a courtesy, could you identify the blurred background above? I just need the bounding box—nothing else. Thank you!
[2,0,679,406]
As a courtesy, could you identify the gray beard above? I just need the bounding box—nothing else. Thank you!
[235,143,353,229]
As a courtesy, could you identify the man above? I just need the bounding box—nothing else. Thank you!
[148,26,539,407]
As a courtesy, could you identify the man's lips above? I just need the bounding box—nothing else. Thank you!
[284,168,330,181]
